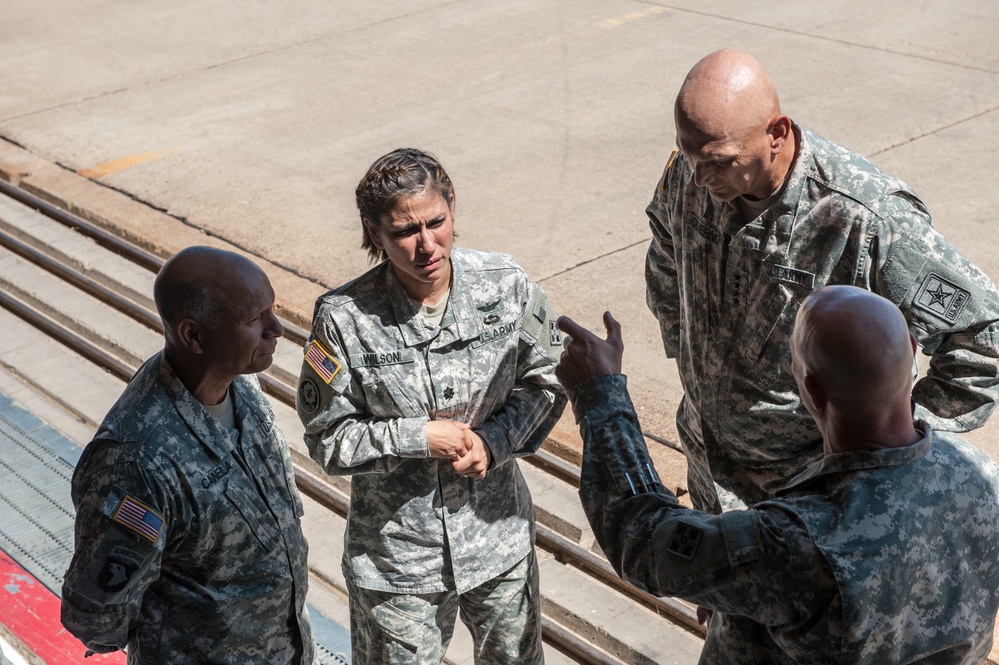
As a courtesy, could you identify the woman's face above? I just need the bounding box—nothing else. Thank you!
[365,189,455,301]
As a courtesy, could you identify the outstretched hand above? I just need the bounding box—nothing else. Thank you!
[555,312,624,391]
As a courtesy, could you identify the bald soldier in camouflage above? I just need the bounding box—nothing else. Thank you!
[298,149,565,665]
[557,288,999,664]
[62,247,314,664]
[646,49,999,515]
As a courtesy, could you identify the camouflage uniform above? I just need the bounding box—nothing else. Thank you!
[62,353,314,664]
[298,247,565,664]
[573,374,999,664]
[646,124,999,512]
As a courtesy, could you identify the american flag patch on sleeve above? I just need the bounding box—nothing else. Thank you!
[305,339,342,385]
[112,496,165,543]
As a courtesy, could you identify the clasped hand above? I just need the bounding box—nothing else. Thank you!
[426,420,491,479]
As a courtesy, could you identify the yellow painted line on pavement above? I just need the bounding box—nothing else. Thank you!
[78,150,176,179]
[599,6,668,28]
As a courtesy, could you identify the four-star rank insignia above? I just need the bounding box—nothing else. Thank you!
[549,320,562,347]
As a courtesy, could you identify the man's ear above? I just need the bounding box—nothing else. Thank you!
[768,114,792,153]
[803,374,827,412]
[176,319,205,355]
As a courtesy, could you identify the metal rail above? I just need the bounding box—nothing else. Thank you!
[0,179,582,486]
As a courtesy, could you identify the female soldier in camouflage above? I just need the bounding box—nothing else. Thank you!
[297,148,566,665]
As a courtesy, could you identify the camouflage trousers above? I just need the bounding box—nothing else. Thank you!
[347,550,543,665]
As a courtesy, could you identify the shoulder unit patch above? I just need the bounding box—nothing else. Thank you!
[666,520,702,560]
[657,150,679,191]
[912,273,971,323]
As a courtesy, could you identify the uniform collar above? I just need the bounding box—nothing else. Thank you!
[778,422,933,495]
[743,122,810,252]
[383,248,482,346]
[158,353,257,460]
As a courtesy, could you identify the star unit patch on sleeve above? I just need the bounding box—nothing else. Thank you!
[666,520,702,559]
[298,378,321,414]
[912,273,971,323]
[305,339,342,385]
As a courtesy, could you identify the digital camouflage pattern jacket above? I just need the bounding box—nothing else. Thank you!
[62,352,313,664]
[573,374,999,664]
[298,247,566,594]
[646,124,999,512]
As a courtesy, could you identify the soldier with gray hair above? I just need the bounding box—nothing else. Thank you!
[62,246,314,663]
[298,148,565,665]
[556,287,999,663]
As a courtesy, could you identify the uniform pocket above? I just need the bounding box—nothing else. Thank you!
[355,366,426,419]
[745,283,794,360]
[223,481,281,552]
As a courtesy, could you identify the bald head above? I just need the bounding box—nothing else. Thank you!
[672,50,794,202]
[154,246,265,348]
[791,286,917,451]
[675,49,780,147]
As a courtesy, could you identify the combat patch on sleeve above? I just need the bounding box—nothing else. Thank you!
[912,273,971,323]
[549,320,562,347]
[298,377,321,414]
[520,285,563,358]
[657,150,679,191]
[99,545,145,592]
[666,520,702,560]
[112,496,164,544]
[305,339,342,385]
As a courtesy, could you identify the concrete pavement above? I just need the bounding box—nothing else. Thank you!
[3,0,998,462]
[1,1,998,657]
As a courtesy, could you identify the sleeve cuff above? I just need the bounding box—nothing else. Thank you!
[570,374,632,423]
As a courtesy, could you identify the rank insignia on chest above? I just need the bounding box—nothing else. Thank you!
[666,521,702,560]
[436,380,462,408]
[305,339,342,384]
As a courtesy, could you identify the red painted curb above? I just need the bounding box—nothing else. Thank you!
[0,550,124,664]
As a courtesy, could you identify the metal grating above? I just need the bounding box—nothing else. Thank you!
[0,393,79,596]
[308,604,352,665]
[315,643,350,665]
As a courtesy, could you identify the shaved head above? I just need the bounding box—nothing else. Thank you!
[673,49,795,202]
[791,286,918,452]
[154,246,266,348]
[154,245,282,404]
[675,49,780,145]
